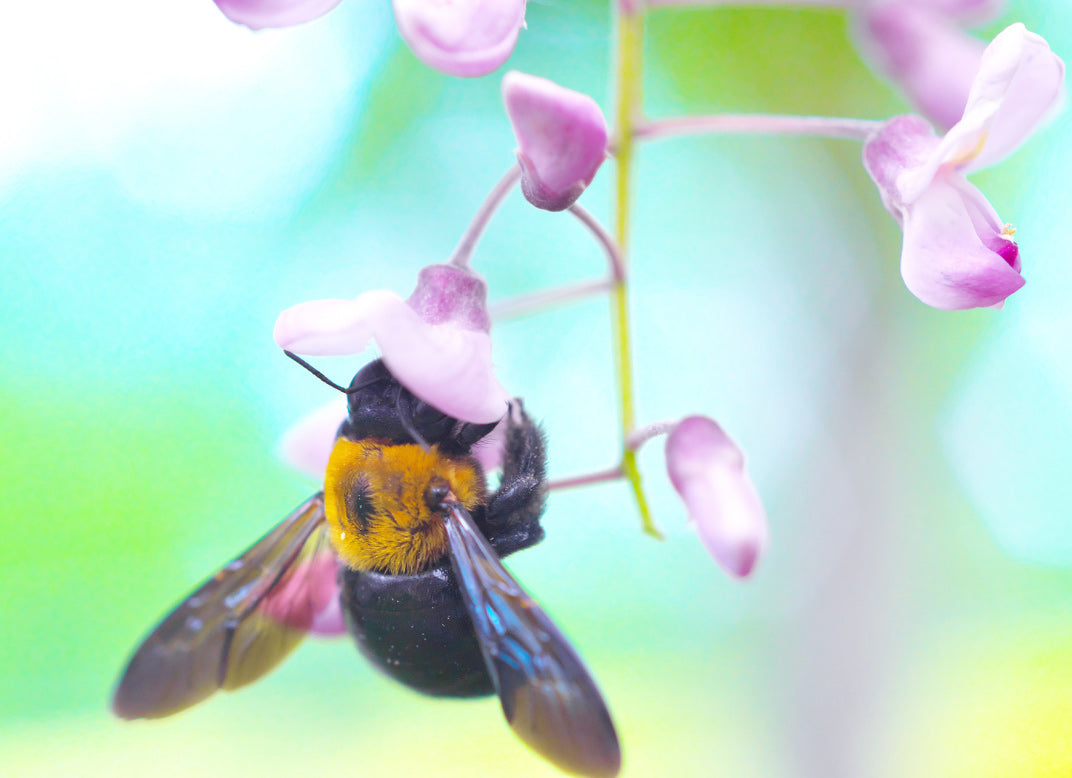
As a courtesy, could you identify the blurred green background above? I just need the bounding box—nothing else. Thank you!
[2,1,1071,776]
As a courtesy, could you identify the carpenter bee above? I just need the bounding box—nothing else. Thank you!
[111,358,621,777]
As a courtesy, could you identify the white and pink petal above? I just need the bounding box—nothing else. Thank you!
[259,552,345,636]
[374,317,509,424]
[275,270,507,424]
[279,398,348,480]
[947,23,1065,175]
[863,114,941,218]
[273,293,406,357]
[889,22,1064,202]
[407,264,491,331]
[899,172,1022,310]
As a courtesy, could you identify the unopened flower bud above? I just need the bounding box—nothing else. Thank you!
[502,71,608,212]
[393,0,527,78]
[214,0,344,30]
[665,416,768,579]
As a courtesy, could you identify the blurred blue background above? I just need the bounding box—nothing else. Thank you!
[2,1,1070,776]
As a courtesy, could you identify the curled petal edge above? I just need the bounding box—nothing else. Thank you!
[899,23,1065,201]
[273,293,405,356]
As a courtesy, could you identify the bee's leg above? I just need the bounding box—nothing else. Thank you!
[483,400,548,557]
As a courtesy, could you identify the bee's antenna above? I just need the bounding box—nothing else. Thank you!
[395,389,432,451]
[284,351,360,394]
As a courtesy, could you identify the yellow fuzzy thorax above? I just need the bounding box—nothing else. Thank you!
[323,437,486,575]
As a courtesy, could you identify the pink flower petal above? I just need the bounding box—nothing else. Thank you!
[278,265,506,424]
[374,312,510,424]
[921,0,1002,23]
[900,171,1023,309]
[665,416,768,579]
[396,264,506,421]
[864,115,1025,310]
[310,594,346,636]
[273,291,407,356]
[214,0,344,30]
[470,417,507,471]
[278,289,506,423]
[502,71,609,212]
[392,0,527,78]
[950,23,1065,174]
[890,24,1063,203]
[863,114,940,218]
[259,552,345,636]
[856,2,985,131]
[279,398,347,479]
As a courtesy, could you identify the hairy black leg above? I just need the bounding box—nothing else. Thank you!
[483,400,548,557]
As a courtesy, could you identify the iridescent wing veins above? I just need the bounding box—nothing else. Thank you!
[443,503,621,778]
[112,493,336,719]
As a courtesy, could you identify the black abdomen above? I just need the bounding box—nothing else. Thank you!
[338,388,548,698]
[341,562,493,697]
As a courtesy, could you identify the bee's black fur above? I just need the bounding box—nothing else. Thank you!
[340,364,549,698]
[338,360,497,454]
[481,401,548,558]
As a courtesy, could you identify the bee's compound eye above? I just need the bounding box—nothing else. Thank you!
[424,476,451,511]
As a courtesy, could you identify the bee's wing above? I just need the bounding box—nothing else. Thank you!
[112,493,338,720]
[443,503,621,778]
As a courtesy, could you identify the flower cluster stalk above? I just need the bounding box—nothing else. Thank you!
[612,4,663,538]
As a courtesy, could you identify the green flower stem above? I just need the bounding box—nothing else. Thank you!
[613,5,663,539]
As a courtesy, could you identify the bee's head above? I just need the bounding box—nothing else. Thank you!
[340,360,498,454]
[284,352,499,453]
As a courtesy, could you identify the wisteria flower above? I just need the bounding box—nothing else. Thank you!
[862,23,1064,310]
[665,416,768,579]
[275,263,510,424]
[215,0,527,78]
[854,0,1002,129]
[502,71,609,212]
